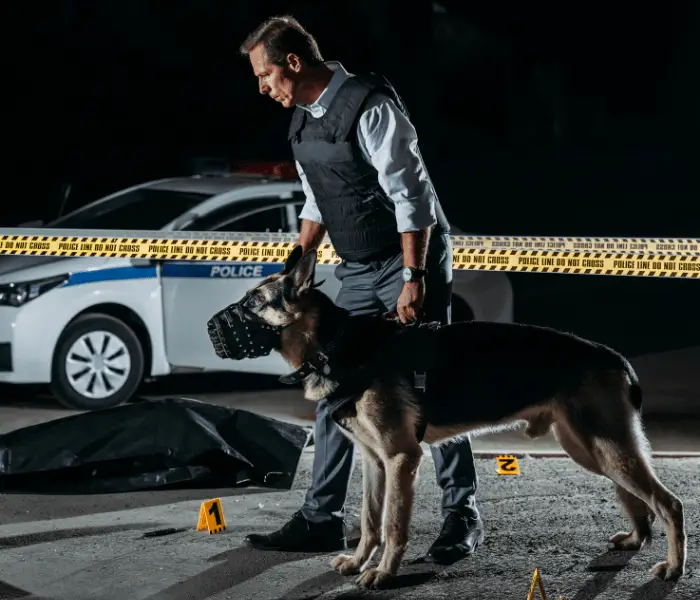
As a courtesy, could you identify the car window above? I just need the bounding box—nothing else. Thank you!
[49,189,213,230]
[215,206,287,233]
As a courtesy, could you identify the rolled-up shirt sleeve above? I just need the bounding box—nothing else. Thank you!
[295,160,324,224]
[356,96,438,233]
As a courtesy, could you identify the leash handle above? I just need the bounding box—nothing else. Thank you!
[381,311,422,327]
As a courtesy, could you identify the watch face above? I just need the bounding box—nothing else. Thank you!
[402,267,412,282]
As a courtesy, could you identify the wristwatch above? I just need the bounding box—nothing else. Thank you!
[402,266,427,283]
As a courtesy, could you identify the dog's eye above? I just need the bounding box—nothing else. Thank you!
[246,292,263,308]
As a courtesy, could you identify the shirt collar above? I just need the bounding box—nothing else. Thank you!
[297,61,351,117]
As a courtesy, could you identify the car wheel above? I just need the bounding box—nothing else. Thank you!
[50,313,145,410]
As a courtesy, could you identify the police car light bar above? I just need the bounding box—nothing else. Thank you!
[233,161,298,180]
[186,157,299,181]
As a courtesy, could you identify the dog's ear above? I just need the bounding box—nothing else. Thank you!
[282,245,304,274]
[289,248,317,294]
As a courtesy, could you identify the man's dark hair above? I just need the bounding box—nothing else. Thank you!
[239,15,324,67]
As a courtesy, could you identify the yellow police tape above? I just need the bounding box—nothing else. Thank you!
[452,249,700,278]
[1,233,699,256]
[451,236,700,255]
[0,235,699,278]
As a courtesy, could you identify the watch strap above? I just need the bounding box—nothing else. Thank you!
[404,266,427,281]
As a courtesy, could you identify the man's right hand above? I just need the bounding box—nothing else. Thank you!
[397,280,426,324]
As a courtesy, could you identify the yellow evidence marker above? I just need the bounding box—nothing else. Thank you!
[526,567,548,600]
[197,498,227,534]
[496,454,521,475]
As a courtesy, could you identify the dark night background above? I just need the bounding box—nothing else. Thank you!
[3,0,700,351]
[1,6,700,593]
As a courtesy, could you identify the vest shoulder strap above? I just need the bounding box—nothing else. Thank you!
[287,72,411,143]
[324,73,410,141]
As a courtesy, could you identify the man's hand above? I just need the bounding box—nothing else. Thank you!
[397,280,426,324]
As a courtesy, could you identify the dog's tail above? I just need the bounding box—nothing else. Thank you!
[621,356,643,413]
[595,341,643,413]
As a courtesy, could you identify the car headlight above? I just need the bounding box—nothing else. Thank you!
[0,274,69,307]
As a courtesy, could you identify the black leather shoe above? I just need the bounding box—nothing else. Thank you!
[244,510,347,552]
[424,513,485,564]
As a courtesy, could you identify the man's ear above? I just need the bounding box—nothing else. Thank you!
[290,249,317,294]
[286,53,302,72]
[282,245,304,274]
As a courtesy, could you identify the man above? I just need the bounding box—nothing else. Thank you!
[239,15,485,565]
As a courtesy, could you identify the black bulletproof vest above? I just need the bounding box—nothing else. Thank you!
[288,72,450,263]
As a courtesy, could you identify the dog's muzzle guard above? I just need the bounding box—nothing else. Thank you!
[207,296,282,361]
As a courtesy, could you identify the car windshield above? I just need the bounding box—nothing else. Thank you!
[47,188,214,230]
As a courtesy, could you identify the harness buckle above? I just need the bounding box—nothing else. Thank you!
[315,352,331,375]
[413,371,426,391]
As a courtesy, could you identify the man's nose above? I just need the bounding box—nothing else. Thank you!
[259,80,270,95]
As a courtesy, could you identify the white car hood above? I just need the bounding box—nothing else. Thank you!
[0,255,122,284]
[0,255,69,277]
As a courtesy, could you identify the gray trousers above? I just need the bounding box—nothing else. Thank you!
[301,232,479,523]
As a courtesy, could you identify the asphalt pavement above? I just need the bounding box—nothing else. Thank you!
[1,377,700,600]
[1,448,698,600]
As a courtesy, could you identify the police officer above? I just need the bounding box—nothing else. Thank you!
[239,15,485,565]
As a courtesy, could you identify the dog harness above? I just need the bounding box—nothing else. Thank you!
[277,320,437,444]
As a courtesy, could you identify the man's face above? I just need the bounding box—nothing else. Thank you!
[249,44,301,109]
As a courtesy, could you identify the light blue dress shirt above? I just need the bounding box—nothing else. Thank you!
[295,61,439,234]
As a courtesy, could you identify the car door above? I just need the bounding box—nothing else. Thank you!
[160,194,341,375]
[160,200,294,374]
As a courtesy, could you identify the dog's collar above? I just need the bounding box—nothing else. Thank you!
[279,330,344,385]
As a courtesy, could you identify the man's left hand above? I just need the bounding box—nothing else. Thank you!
[397,280,426,324]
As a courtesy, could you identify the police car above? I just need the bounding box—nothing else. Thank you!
[0,162,513,410]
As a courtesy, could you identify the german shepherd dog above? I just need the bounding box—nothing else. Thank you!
[207,246,687,589]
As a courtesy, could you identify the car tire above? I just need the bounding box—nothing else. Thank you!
[50,313,145,410]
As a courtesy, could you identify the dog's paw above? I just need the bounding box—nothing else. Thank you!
[609,530,648,551]
[331,554,362,576]
[651,560,684,581]
[356,567,392,589]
